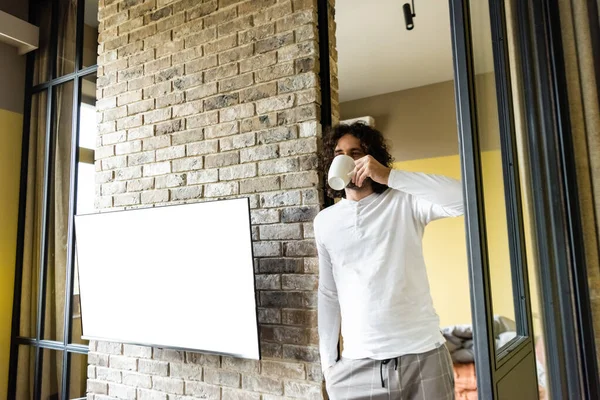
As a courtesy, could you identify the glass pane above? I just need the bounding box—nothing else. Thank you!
[43,81,75,342]
[79,105,97,150]
[40,348,64,400]
[469,1,518,350]
[32,0,53,85]
[72,74,96,344]
[20,91,48,338]
[15,345,35,399]
[70,253,88,345]
[83,0,99,68]
[68,352,88,398]
[80,74,98,150]
[56,0,78,77]
[71,162,94,346]
[76,163,95,215]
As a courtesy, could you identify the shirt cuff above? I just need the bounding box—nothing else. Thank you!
[387,168,402,189]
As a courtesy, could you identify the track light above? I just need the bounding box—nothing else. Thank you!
[403,0,416,30]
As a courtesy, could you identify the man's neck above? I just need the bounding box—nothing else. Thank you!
[345,185,375,202]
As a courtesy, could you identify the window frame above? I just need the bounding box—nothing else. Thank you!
[8,0,98,398]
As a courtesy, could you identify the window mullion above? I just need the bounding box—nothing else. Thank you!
[62,0,87,390]
[33,82,55,400]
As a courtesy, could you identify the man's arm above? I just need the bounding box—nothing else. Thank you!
[388,169,464,224]
[316,230,341,373]
[353,155,464,224]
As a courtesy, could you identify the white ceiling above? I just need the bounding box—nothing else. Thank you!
[336,0,494,102]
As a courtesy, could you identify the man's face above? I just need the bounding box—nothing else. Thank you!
[334,134,369,190]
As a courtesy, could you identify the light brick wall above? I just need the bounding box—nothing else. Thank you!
[90,0,337,398]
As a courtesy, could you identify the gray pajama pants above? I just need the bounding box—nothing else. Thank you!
[325,345,455,400]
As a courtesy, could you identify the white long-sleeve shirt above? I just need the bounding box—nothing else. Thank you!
[314,169,464,371]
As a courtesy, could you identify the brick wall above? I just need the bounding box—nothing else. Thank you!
[90,0,336,398]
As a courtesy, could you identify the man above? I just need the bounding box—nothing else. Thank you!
[314,122,463,399]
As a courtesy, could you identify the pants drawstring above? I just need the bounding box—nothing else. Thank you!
[380,358,398,388]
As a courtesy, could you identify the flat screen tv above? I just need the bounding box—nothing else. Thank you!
[74,197,260,359]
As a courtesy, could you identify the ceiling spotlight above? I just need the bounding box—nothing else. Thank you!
[403,0,416,30]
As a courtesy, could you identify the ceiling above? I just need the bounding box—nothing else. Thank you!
[336,0,494,102]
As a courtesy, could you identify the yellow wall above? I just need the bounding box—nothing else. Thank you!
[0,109,23,399]
[395,150,516,327]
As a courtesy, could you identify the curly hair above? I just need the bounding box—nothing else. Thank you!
[322,122,394,199]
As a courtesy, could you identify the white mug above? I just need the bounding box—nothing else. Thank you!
[328,155,356,190]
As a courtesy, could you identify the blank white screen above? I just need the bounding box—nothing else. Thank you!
[74,198,260,359]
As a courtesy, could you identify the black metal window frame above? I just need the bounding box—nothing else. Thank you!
[450,0,600,398]
[8,0,98,399]
[519,1,600,398]
[448,1,537,396]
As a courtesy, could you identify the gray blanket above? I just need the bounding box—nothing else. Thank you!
[442,315,516,363]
